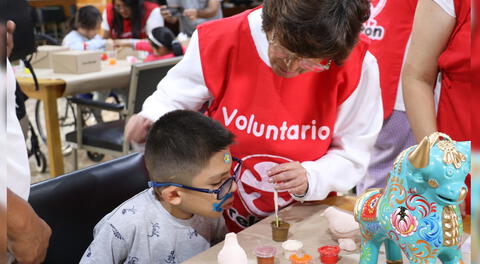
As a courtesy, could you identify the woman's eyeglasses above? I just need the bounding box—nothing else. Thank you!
[148,157,243,200]
[114,3,131,12]
[268,31,332,72]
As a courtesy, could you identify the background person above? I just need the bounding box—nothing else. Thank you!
[63,5,113,51]
[403,0,473,213]
[2,20,52,264]
[160,0,222,37]
[102,0,164,40]
[115,26,184,61]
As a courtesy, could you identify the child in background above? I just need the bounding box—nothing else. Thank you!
[80,110,240,263]
[116,26,184,62]
[62,5,112,51]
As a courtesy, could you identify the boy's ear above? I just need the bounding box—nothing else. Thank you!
[159,186,182,205]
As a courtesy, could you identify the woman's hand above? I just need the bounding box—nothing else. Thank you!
[267,161,308,196]
[125,114,153,144]
[114,39,133,48]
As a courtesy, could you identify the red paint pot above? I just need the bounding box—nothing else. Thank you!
[318,245,340,264]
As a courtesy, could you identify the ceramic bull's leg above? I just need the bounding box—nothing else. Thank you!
[359,239,381,264]
[438,248,463,264]
[384,239,403,263]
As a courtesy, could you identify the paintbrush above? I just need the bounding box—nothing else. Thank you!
[274,189,279,227]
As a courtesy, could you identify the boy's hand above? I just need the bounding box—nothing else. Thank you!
[183,9,198,20]
[125,114,153,144]
[7,20,16,57]
[267,162,308,196]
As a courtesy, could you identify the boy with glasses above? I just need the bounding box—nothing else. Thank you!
[80,110,238,263]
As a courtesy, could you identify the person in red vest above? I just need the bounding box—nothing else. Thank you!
[115,26,185,62]
[356,0,419,194]
[403,0,473,214]
[125,0,383,232]
[102,0,163,40]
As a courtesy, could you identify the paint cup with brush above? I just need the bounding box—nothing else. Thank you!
[271,189,290,242]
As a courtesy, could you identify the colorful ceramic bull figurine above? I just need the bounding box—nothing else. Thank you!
[354,132,470,264]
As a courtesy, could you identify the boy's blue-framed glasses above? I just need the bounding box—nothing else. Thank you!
[148,157,243,200]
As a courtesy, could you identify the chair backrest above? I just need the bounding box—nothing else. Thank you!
[28,153,149,263]
[126,56,183,116]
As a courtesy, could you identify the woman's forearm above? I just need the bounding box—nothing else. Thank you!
[402,71,437,143]
[401,0,455,143]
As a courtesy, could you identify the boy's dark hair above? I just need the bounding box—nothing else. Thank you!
[74,5,102,30]
[144,110,235,184]
[113,0,145,39]
[149,27,184,56]
[262,0,370,65]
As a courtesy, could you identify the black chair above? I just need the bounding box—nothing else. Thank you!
[28,153,149,264]
[65,57,182,167]
[35,6,68,41]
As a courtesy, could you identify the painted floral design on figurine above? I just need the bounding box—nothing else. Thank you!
[390,206,418,237]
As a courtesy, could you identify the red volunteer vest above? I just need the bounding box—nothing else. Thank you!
[198,9,369,232]
[106,1,158,39]
[437,0,473,214]
[364,0,418,119]
[437,0,472,144]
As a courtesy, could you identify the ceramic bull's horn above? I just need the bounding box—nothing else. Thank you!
[408,136,430,169]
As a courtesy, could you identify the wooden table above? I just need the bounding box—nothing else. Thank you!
[184,196,471,263]
[16,61,132,177]
[17,77,66,177]
[28,0,77,17]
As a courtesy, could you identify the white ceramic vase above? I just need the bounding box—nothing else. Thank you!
[217,232,248,264]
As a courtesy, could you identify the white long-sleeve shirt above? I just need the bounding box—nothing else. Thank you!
[5,60,30,201]
[140,8,383,201]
